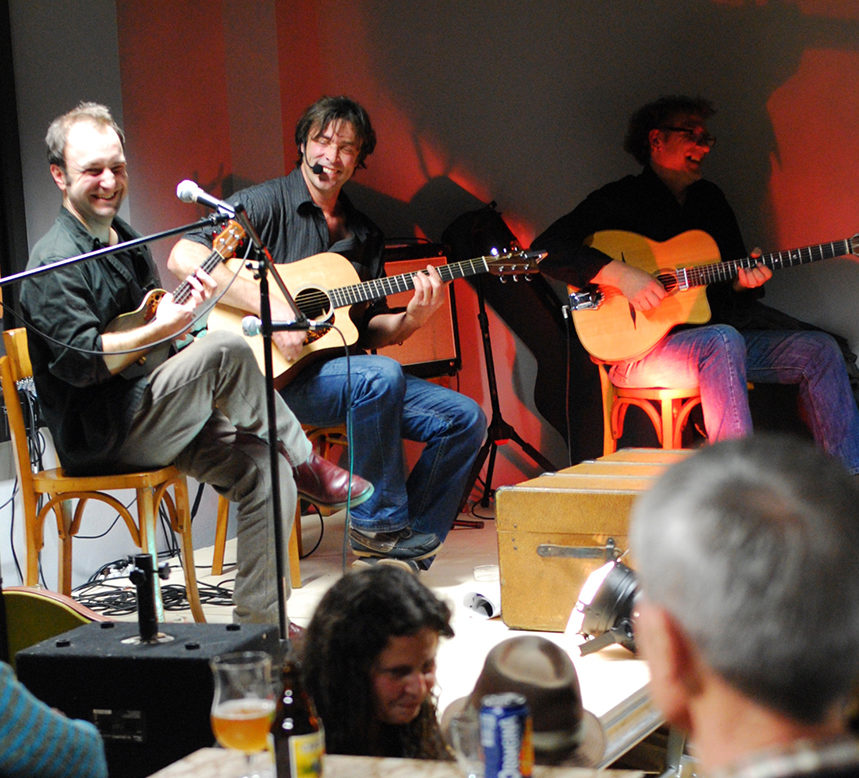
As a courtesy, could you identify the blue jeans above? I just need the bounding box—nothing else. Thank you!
[281,355,486,540]
[609,325,859,473]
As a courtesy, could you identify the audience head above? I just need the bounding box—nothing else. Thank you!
[630,435,859,735]
[624,94,715,165]
[301,565,453,758]
[294,95,377,169]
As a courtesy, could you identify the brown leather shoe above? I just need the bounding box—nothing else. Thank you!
[293,452,373,510]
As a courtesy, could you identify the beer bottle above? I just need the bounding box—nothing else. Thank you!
[272,650,324,778]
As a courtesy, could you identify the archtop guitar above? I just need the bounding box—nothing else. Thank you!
[568,229,858,362]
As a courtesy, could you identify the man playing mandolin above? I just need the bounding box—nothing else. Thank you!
[169,95,485,568]
[533,95,859,471]
[20,102,372,627]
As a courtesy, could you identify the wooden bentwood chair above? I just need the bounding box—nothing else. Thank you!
[591,356,704,456]
[0,328,204,622]
[211,424,349,589]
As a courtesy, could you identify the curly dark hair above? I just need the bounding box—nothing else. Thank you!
[294,95,377,169]
[300,566,454,759]
[623,95,715,165]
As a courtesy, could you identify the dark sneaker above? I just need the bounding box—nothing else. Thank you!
[351,557,420,574]
[349,526,441,560]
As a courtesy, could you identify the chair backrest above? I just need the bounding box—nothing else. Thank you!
[0,328,38,493]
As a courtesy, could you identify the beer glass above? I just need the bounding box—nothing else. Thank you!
[210,651,275,778]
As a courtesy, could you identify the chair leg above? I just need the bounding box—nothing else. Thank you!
[170,479,205,623]
[214,494,302,590]
[56,501,74,595]
[660,398,675,450]
[212,495,230,576]
[289,504,302,590]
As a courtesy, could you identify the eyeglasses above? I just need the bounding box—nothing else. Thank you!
[660,126,717,148]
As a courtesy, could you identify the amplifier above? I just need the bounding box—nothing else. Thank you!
[16,621,279,778]
[375,254,461,378]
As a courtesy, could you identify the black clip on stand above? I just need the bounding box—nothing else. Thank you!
[128,553,171,644]
[232,204,319,644]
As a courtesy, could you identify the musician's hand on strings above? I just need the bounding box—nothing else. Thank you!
[273,330,307,362]
[735,249,771,290]
[154,269,217,337]
[404,265,446,328]
[614,263,666,311]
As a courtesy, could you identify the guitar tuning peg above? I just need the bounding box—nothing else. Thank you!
[499,276,508,284]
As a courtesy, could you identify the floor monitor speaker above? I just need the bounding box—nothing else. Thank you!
[16,621,279,778]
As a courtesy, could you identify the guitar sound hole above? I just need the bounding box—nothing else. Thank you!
[656,272,678,294]
[295,287,333,322]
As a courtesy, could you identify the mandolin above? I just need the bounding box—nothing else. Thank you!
[104,220,246,376]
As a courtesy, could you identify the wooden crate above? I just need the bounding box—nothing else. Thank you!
[495,448,690,631]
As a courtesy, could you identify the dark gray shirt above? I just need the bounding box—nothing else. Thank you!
[20,208,159,474]
[183,168,387,331]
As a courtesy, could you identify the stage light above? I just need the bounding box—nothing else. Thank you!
[568,560,639,656]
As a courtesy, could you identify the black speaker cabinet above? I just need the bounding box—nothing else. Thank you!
[16,621,279,778]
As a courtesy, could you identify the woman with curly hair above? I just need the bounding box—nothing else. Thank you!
[300,565,454,759]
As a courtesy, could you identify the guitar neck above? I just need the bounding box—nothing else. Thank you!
[683,237,854,288]
[328,256,491,307]
[171,222,245,305]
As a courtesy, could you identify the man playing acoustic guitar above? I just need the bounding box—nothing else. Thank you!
[20,102,371,627]
[533,95,859,471]
[169,95,485,568]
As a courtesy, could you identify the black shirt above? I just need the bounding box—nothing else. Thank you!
[183,168,387,330]
[532,165,762,327]
[20,208,160,474]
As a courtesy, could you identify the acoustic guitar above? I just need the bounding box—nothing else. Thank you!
[568,229,859,362]
[2,586,105,670]
[206,248,545,386]
[104,219,246,376]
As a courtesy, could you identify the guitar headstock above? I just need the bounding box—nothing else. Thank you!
[850,233,859,257]
[484,248,546,278]
[214,220,247,258]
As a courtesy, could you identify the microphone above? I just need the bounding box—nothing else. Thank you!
[176,179,235,215]
[242,315,331,336]
[303,152,324,176]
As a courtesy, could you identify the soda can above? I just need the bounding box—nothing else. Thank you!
[479,692,534,778]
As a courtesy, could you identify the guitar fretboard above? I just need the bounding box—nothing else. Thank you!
[328,257,493,308]
[172,222,245,305]
[680,237,856,289]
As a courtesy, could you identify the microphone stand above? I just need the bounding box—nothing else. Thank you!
[231,205,308,643]
[0,213,232,293]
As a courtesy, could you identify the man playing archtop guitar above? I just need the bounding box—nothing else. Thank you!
[533,95,859,472]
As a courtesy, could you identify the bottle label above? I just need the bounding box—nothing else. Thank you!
[288,729,325,778]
